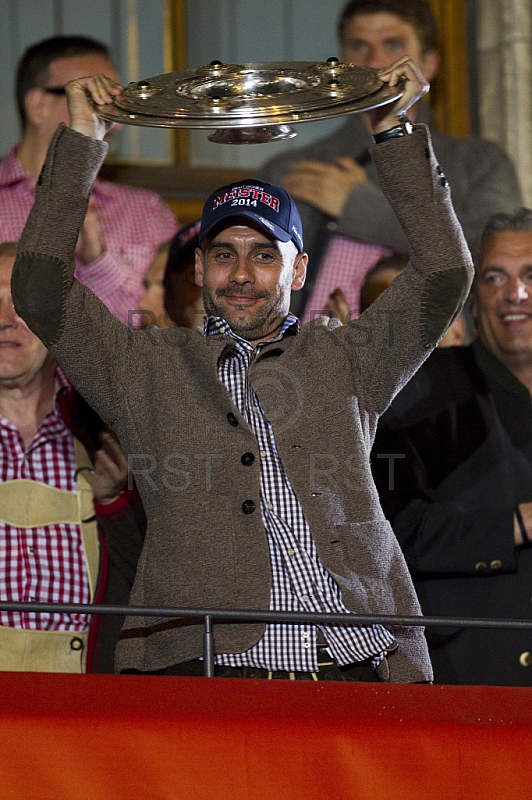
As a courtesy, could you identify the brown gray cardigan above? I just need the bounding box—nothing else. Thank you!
[12,123,473,682]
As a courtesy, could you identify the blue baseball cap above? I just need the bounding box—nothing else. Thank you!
[199,179,304,252]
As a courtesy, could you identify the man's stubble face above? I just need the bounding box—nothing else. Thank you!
[195,222,306,345]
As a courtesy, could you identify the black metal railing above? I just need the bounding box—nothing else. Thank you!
[2,600,532,676]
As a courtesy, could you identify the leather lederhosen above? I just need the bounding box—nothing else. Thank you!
[0,438,99,673]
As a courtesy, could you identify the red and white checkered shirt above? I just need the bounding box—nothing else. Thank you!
[0,368,90,631]
[0,147,178,324]
[302,235,392,324]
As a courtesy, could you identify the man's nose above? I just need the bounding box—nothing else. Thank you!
[505,275,529,303]
[364,46,393,70]
[229,256,253,283]
[0,297,17,328]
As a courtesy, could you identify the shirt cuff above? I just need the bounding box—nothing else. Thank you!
[94,487,134,516]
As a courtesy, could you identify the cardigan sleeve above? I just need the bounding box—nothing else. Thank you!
[11,124,154,429]
[331,125,474,417]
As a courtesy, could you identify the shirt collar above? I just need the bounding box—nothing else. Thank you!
[204,312,299,348]
[53,365,73,404]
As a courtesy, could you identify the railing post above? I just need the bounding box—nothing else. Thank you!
[203,614,215,677]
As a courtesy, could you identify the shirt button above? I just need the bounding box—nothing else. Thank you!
[266,502,273,510]
[242,499,256,514]
[259,450,267,457]
[301,595,309,603]
[287,548,295,556]
[227,412,238,427]
[241,452,255,466]
[28,547,34,553]
[302,632,310,639]
[303,642,311,649]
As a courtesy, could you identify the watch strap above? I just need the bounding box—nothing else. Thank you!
[372,118,414,144]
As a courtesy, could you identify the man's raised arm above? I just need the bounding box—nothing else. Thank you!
[12,75,123,346]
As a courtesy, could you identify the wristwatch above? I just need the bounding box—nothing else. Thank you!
[372,115,414,144]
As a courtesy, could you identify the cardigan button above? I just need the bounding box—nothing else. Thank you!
[70,637,84,651]
[241,452,255,466]
[242,500,256,514]
[227,412,238,427]
[519,652,532,667]
[490,559,503,571]
[475,561,487,573]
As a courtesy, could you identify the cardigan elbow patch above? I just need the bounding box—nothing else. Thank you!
[420,267,470,347]
[12,251,69,347]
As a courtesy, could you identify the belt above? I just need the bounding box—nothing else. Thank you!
[136,645,381,682]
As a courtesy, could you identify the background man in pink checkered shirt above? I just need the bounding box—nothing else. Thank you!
[0,35,177,324]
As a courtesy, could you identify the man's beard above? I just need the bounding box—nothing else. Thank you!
[202,285,287,341]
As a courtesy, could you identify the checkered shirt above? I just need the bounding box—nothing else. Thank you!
[205,314,396,671]
[0,148,178,324]
[302,235,392,324]
[0,368,91,631]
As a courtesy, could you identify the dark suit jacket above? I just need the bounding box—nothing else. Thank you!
[372,341,532,685]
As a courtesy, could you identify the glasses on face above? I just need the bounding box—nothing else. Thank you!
[42,86,66,95]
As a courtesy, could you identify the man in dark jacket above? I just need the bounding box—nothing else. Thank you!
[372,208,532,686]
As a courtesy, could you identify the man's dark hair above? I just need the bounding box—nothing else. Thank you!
[477,207,532,267]
[16,35,111,130]
[337,0,437,54]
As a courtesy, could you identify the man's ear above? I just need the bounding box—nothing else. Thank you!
[23,88,49,128]
[291,252,308,291]
[421,48,440,82]
[194,247,205,287]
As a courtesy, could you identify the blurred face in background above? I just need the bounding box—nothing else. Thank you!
[340,11,438,80]
[135,240,205,329]
[26,53,120,144]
